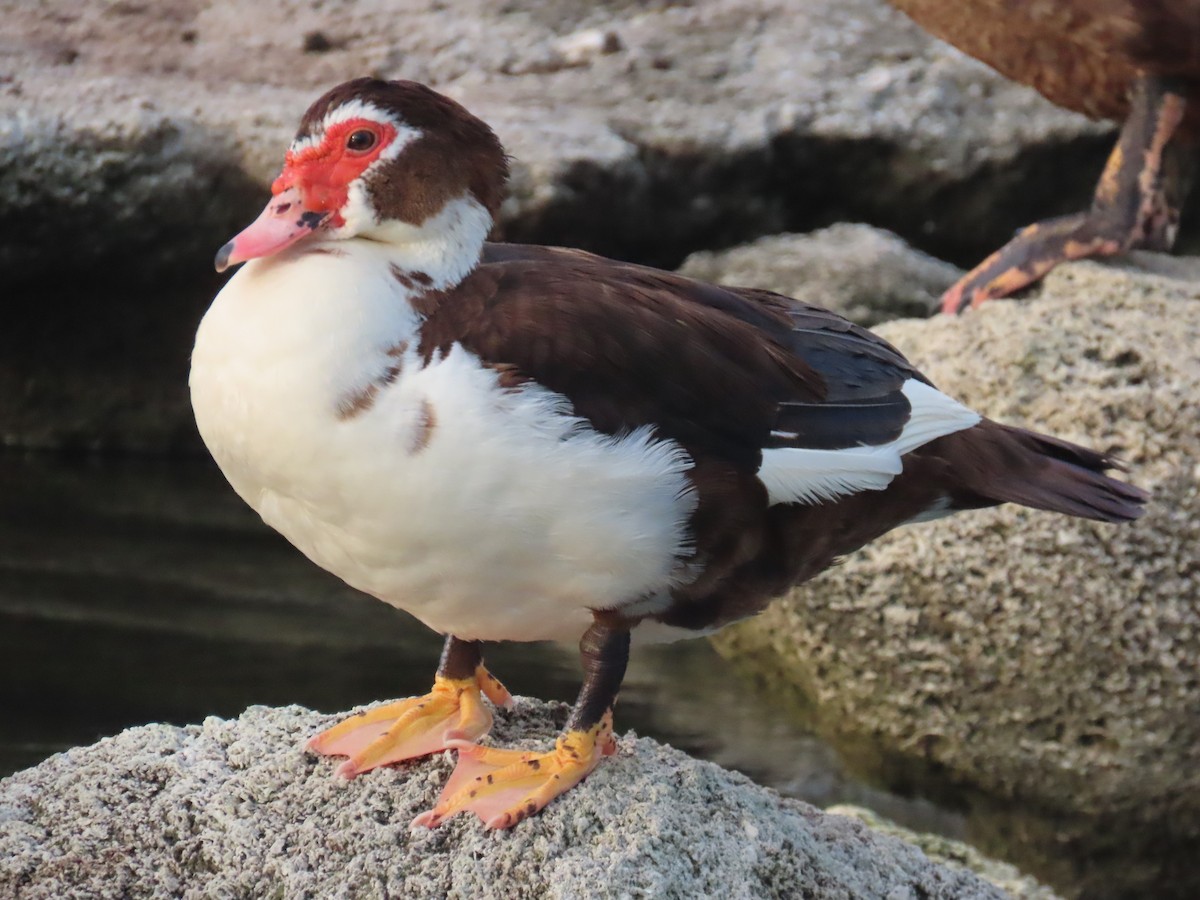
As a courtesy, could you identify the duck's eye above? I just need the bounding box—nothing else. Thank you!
[346,129,377,153]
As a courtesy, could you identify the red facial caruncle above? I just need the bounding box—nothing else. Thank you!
[215,117,398,272]
[274,118,399,225]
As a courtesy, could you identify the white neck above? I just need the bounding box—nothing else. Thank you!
[334,190,493,289]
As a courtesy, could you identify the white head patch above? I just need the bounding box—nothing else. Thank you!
[289,100,421,163]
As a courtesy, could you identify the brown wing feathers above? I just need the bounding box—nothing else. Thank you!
[420,242,1144,528]
[421,245,920,465]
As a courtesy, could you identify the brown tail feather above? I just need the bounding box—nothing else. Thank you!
[938,421,1149,523]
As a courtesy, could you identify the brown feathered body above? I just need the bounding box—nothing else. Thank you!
[889,0,1200,136]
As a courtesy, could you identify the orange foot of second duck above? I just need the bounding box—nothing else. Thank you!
[939,215,1122,314]
[307,665,513,778]
[941,76,1190,316]
[412,710,617,830]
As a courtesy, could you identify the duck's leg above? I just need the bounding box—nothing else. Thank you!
[413,618,629,830]
[307,635,513,778]
[942,75,1192,314]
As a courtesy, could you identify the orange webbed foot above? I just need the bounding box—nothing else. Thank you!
[939,213,1120,315]
[411,710,617,830]
[307,664,513,778]
[942,78,1189,316]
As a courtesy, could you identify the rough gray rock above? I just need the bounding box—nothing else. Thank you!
[828,806,1060,900]
[1,0,1118,451]
[0,700,1008,900]
[678,224,961,325]
[713,254,1200,897]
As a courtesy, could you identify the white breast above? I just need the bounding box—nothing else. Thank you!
[190,242,697,643]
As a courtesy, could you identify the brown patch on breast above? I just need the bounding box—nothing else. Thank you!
[336,357,405,420]
[392,265,437,291]
[380,361,404,385]
[336,383,380,420]
[390,263,432,291]
[407,397,437,454]
[305,247,348,258]
[390,263,415,290]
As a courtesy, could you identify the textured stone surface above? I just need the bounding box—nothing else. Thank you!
[0,700,1008,900]
[678,224,961,325]
[828,806,1060,900]
[714,253,1200,823]
[1,0,1119,451]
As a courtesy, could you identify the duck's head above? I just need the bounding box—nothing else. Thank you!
[215,78,508,273]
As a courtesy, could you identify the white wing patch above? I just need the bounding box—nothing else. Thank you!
[757,379,980,506]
